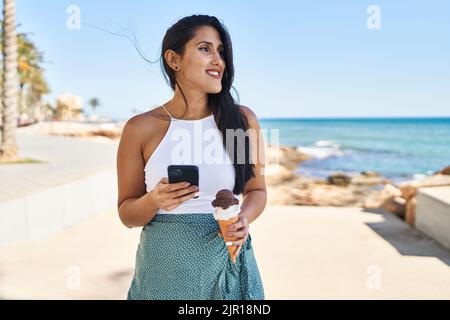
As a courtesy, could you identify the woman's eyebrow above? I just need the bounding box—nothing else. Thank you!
[195,40,224,48]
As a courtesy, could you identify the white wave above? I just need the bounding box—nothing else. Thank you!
[413,173,427,180]
[297,145,344,160]
[314,140,340,148]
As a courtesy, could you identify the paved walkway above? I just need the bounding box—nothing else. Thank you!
[0,122,118,202]
[1,204,449,299]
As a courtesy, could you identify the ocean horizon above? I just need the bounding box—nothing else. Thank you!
[259,117,450,184]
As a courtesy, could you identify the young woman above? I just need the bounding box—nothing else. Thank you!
[116,14,266,300]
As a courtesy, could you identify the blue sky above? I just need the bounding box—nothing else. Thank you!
[13,0,450,120]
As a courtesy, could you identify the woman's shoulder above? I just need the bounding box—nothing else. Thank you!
[239,105,259,128]
[239,105,256,117]
[120,108,168,151]
[123,108,172,164]
[125,107,169,134]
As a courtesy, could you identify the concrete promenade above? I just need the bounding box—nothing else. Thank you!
[1,204,450,299]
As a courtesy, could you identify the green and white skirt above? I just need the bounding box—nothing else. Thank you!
[127,213,265,300]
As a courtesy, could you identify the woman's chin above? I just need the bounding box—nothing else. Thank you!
[207,85,222,94]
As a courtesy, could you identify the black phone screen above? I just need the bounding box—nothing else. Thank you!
[167,165,199,198]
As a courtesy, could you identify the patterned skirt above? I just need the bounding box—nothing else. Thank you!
[127,213,265,300]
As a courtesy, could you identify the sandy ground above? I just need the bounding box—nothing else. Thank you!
[1,204,450,300]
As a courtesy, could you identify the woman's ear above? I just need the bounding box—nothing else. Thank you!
[165,49,180,71]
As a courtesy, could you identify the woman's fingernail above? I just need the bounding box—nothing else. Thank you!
[193,191,201,197]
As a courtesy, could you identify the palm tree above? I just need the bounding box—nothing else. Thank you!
[0,31,50,126]
[1,30,50,122]
[0,0,19,162]
[26,67,49,120]
[88,97,100,112]
[17,32,49,120]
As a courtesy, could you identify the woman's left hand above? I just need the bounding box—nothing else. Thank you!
[225,214,250,260]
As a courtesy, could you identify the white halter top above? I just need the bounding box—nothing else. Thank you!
[144,105,239,214]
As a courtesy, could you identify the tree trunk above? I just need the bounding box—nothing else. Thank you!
[0,0,19,161]
[18,83,25,120]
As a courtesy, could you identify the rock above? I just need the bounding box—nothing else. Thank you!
[399,185,417,201]
[351,174,389,186]
[380,196,407,217]
[435,165,450,175]
[264,164,297,185]
[266,144,309,169]
[250,144,384,207]
[268,184,367,207]
[361,171,381,177]
[327,172,352,186]
[351,185,375,198]
[287,175,327,188]
[295,184,365,206]
[363,184,402,209]
[398,174,450,188]
[405,197,416,226]
[288,188,318,206]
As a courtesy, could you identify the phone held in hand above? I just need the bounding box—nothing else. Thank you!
[167,165,200,198]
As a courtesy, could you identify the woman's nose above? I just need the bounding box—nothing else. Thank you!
[212,51,223,64]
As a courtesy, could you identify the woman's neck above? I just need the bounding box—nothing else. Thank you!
[166,87,211,119]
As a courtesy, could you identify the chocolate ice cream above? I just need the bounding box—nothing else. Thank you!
[211,189,239,209]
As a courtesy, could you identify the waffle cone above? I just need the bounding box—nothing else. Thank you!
[217,215,239,264]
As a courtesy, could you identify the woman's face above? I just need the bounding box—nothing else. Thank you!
[176,26,225,94]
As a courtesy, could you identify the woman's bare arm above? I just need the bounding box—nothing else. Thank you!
[239,106,267,224]
[116,116,159,228]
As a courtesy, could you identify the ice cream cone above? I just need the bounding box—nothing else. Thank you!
[217,216,239,263]
[211,189,241,264]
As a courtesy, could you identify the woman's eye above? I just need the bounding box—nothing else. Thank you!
[199,47,224,57]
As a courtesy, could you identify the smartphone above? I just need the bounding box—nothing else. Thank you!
[167,165,200,198]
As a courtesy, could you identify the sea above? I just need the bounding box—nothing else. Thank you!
[259,117,450,184]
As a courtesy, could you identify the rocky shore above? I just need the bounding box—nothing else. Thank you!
[34,120,450,226]
[264,143,450,226]
[265,145,386,207]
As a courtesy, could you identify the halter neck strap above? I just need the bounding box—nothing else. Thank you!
[161,104,173,119]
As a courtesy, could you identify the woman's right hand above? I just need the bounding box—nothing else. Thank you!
[149,177,199,212]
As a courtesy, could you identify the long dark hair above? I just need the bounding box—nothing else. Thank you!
[160,15,255,195]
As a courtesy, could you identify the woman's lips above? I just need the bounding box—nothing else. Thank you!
[205,71,221,79]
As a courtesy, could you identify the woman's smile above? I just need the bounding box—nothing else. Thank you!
[205,69,221,79]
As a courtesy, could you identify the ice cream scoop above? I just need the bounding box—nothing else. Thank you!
[211,189,239,209]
